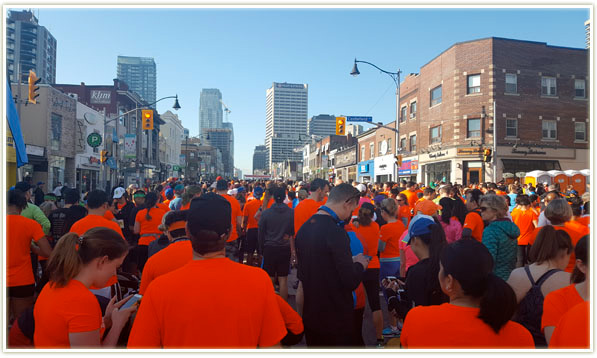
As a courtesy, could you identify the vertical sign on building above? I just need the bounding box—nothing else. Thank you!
[124,134,136,159]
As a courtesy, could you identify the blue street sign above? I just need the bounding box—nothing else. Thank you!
[106,157,117,169]
[346,116,373,123]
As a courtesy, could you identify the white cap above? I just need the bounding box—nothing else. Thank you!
[113,187,126,199]
[357,183,367,192]
[227,188,238,195]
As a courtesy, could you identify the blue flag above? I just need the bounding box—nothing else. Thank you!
[6,80,28,167]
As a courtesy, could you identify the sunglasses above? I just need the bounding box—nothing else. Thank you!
[480,206,491,212]
[396,199,404,202]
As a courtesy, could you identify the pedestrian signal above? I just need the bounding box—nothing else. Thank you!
[483,148,492,162]
[28,70,41,104]
[142,110,154,130]
[336,117,346,135]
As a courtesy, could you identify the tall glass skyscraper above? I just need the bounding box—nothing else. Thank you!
[199,89,223,137]
[116,56,156,106]
[265,82,308,172]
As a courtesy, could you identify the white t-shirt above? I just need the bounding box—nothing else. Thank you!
[537,211,552,227]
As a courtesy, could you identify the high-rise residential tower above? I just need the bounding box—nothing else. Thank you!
[252,145,267,174]
[265,82,308,172]
[308,114,337,137]
[6,10,57,84]
[116,56,157,106]
[199,89,223,137]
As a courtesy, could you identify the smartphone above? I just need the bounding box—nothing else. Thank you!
[121,294,142,309]
[364,255,373,260]
[385,276,398,281]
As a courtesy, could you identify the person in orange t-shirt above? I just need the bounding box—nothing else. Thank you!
[276,294,304,346]
[179,185,202,211]
[241,186,264,266]
[34,228,136,348]
[378,198,406,336]
[400,239,534,349]
[70,190,125,239]
[462,189,484,242]
[350,202,383,344]
[7,189,52,324]
[134,192,167,272]
[399,182,418,211]
[216,179,242,244]
[511,195,539,266]
[127,192,286,348]
[139,210,191,295]
[294,178,329,235]
[548,301,589,349]
[542,235,588,345]
[396,193,412,227]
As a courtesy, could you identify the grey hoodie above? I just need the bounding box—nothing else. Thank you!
[258,202,294,250]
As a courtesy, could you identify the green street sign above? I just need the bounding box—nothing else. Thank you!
[87,133,102,148]
[173,165,181,171]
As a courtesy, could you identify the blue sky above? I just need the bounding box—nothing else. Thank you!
[9,7,589,175]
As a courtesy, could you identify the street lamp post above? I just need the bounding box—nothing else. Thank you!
[351,59,401,181]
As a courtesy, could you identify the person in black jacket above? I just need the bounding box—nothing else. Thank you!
[296,183,370,347]
[258,186,294,301]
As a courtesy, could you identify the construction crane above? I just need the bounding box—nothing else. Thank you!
[219,99,231,122]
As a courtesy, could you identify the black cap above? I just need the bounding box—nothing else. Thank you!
[273,187,286,203]
[188,192,231,237]
[15,181,31,192]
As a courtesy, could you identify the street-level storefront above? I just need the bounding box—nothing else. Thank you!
[357,160,374,183]
[419,148,454,185]
[374,154,395,184]
[21,144,49,187]
[76,154,101,194]
[398,157,419,183]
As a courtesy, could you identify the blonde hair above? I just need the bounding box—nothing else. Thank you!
[381,198,398,216]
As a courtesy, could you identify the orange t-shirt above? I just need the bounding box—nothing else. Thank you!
[127,259,287,348]
[34,279,103,348]
[104,210,115,221]
[400,303,534,348]
[243,199,262,230]
[351,221,380,269]
[220,194,242,242]
[276,295,304,335]
[7,215,46,287]
[398,205,412,226]
[400,189,418,209]
[139,240,193,295]
[379,220,406,259]
[548,301,590,349]
[557,225,588,272]
[511,208,538,246]
[135,207,167,246]
[294,199,323,235]
[158,202,170,212]
[180,202,190,211]
[542,284,585,332]
[70,214,124,239]
[575,216,590,227]
[463,210,484,242]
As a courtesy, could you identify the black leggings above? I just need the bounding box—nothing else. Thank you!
[363,268,381,312]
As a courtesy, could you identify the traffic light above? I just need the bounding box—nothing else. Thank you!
[28,70,41,104]
[395,154,403,166]
[483,148,492,162]
[335,117,346,135]
[100,150,108,163]
[142,109,154,130]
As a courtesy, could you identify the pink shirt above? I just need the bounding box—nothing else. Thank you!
[399,230,419,273]
[441,217,463,244]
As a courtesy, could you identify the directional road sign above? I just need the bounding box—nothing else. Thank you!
[346,116,373,123]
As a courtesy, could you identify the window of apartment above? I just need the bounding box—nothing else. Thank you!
[542,120,557,139]
[575,122,586,141]
[369,142,374,159]
[378,141,383,155]
[410,101,417,118]
[575,79,586,98]
[541,77,557,96]
[430,126,442,144]
[430,85,442,106]
[467,74,481,94]
[410,135,417,152]
[467,118,481,138]
[50,113,62,151]
[360,145,365,161]
[505,73,517,94]
[506,119,518,138]
[387,138,391,153]
[400,137,407,151]
[400,106,407,123]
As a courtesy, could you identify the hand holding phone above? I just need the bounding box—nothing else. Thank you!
[121,294,142,310]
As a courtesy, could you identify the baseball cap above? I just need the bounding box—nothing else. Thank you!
[165,187,173,195]
[15,181,31,192]
[216,176,223,181]
[37,181,44,186]
[402,214,434,245]
[253,186,264,198]
[414,199,442,216]
[357,183,367,192]
[113,187,126,199]
[133,190,146,198]
[227,188,238,196]
[406,217,436,245]
[374,194,387,205]
[188,192,231,237]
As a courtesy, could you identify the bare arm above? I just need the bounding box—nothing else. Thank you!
[134,221,141,234]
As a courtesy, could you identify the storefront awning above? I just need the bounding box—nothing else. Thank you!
[501,159,561,173]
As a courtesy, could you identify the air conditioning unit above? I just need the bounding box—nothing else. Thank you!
[410,113,415,118]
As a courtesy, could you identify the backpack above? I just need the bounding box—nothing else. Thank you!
[512,266,560,347]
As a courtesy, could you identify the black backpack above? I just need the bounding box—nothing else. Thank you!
[512,266,560,348]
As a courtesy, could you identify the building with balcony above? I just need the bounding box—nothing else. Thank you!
[117,56,157,106]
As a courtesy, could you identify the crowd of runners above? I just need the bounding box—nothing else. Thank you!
[6,175,590,349]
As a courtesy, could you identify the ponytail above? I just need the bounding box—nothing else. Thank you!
[358,206,373,226]
[571,235,589,284]
[47,228,128,288]
[144,192,159,220]
[478,273,518,334]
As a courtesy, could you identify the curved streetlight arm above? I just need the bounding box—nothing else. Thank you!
[354,59,400,88]
[105,95,179,125]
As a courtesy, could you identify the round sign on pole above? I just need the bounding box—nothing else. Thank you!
[87,133,103,148]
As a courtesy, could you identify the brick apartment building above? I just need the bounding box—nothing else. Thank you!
[397,37,588,185]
